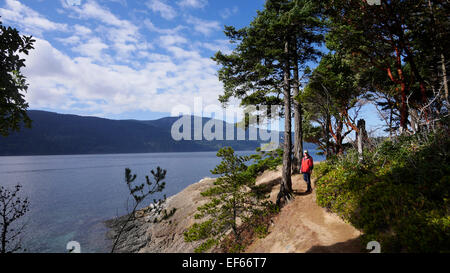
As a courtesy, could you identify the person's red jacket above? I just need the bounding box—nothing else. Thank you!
[301,156,314,174]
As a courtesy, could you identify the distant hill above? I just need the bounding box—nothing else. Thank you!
[0,110,314,156]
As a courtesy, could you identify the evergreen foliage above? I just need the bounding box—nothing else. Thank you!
[300,53,364,156]
[110,167,167,253]
[315,129,450,252]
[214,0,325,204]
[184,147,275,253]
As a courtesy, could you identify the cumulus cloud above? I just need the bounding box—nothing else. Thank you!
[185,16,221,36]
[159,35,188,47]
[23,38,224,115]
[143,19,185,35]
[74,24,93,36]
[146,0,177,20]
[60,0,147,60]
[220,6,239,19]
[177,0,208,9]
[69,1,125,26]
[3,0,233,118]
[72,37,109,61]
[0,0,68,35]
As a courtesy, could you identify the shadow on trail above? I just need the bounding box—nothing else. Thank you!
[306,237,364,253]
[293,189,313,196]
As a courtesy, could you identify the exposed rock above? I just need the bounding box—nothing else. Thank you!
[106,178,216,253]
[106,165,362,253]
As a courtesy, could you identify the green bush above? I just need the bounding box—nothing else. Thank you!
[314,130,450,253]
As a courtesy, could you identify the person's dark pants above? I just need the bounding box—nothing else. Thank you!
[303,172,312,191]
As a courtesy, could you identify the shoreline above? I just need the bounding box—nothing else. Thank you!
[0,150,257,158]
[105,177,218,253]
[105,162,362,254]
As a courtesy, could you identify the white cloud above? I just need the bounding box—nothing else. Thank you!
[185,16,221,36]
[63,1,122,26]
[61,1,146,59]
[177,0,208,9]
[167,46,201,59]
[0,0,68,35]
[159,35,188,47]
[220,6,239,19]
[72,37,109,61]
[23,38,225,115]
[56,35,81,45]
[4,0,231,118]
[74,24,92,36]
[146,0,177,20]
[143,19,185,35]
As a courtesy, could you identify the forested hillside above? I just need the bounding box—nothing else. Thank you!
[0,111,316,156]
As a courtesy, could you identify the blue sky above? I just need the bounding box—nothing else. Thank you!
[0,0,265,119]
[0,0,385,135]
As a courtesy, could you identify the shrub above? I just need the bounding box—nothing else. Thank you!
[315,130,450,253]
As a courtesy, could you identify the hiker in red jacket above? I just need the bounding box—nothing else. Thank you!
[300,150,314,193]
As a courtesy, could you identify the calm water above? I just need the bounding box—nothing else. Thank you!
[0,150,324,253]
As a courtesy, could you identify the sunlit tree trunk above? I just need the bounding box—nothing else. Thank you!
[278,39,293,206]
[292,49,303,174]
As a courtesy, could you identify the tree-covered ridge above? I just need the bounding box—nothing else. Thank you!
[0,110,317,156]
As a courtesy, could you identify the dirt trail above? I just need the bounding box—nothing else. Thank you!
[247,170,363,253]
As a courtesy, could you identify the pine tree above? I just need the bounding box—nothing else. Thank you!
[213,0,324,205]
[184,147,268,253]
[302,53,364,155]
[110,167,167,253]
[325,0,449,132]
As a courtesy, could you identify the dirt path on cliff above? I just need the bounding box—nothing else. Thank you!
[246,171,363,253]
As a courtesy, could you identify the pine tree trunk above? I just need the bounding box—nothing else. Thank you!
[292,54,303,174]
[442,53,449,103]
[428,0,449,103]
[277,39,293,206]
